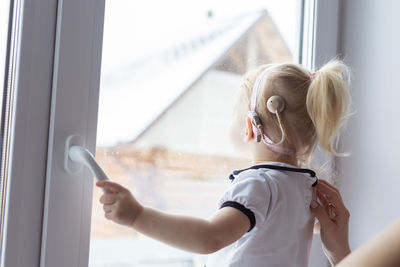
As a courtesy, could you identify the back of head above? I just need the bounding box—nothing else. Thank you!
[239,59,351,164]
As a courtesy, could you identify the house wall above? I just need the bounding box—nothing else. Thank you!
[134,70,242,157]
[338,0,400,250]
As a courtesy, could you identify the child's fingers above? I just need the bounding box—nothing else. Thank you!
[104,211,114,220]
[100,194,117,205]
[103,204,114,214]
[96,180,127,193]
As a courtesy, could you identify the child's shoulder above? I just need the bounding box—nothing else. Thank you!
[229,162,316,185]
[230,163,293,179]
[228,166,279,190]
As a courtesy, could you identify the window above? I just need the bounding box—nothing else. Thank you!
[0,0,340,266]
[90,1,303,266]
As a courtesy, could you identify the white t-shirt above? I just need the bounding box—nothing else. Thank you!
[205,161,318,267]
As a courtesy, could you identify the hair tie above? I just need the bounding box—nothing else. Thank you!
[310,72,317,81]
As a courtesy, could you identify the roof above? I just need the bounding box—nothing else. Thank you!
[97,10,274,147]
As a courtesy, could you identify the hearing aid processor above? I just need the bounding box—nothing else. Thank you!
[248,68,292,155]
[267,95,285,114]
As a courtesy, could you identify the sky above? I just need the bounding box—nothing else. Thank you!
[101,0,300,76]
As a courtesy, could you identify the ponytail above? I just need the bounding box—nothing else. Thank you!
[306,60,351,156]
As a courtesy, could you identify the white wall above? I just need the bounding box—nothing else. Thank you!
[338,0,400,250]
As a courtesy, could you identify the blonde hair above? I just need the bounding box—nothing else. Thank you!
[239,60,351,164]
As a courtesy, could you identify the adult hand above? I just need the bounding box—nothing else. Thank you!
[310,179,351,266]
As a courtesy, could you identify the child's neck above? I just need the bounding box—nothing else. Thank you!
[252,157,298,167]
[251,149,298,167]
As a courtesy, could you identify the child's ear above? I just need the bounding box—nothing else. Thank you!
[244,117,253,142]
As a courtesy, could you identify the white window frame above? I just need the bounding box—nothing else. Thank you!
[1,0,105,266]
[39,0,105,266]
[301,0,340,69]
[0,0,340,266]
[1,0,59,266]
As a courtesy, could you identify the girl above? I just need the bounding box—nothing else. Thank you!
[97,60,351,266]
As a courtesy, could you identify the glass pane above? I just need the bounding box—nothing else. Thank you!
[0,0,12,255]
[90,0,301,266]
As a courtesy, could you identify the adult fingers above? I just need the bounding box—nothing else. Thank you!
[316,182,350,224]
[317,190,331,209]
[318,179,340,195]
[316,190,341,222]
[310,202,334,228]
[96,181,127,194]
[100,194,117,205]
[316,181,346,210]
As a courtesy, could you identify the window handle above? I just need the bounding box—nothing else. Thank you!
[64,135,109,192]
[69,146,110,182]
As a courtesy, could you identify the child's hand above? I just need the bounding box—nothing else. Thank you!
[96,181,143,227]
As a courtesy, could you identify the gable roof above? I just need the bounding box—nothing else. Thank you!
[97,10,290,147]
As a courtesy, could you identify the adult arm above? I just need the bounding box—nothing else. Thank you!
[337,218,400,267]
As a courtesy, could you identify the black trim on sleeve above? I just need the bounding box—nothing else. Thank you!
[220,201,256,232]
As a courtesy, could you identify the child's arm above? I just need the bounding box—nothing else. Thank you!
[96,180,250,254]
